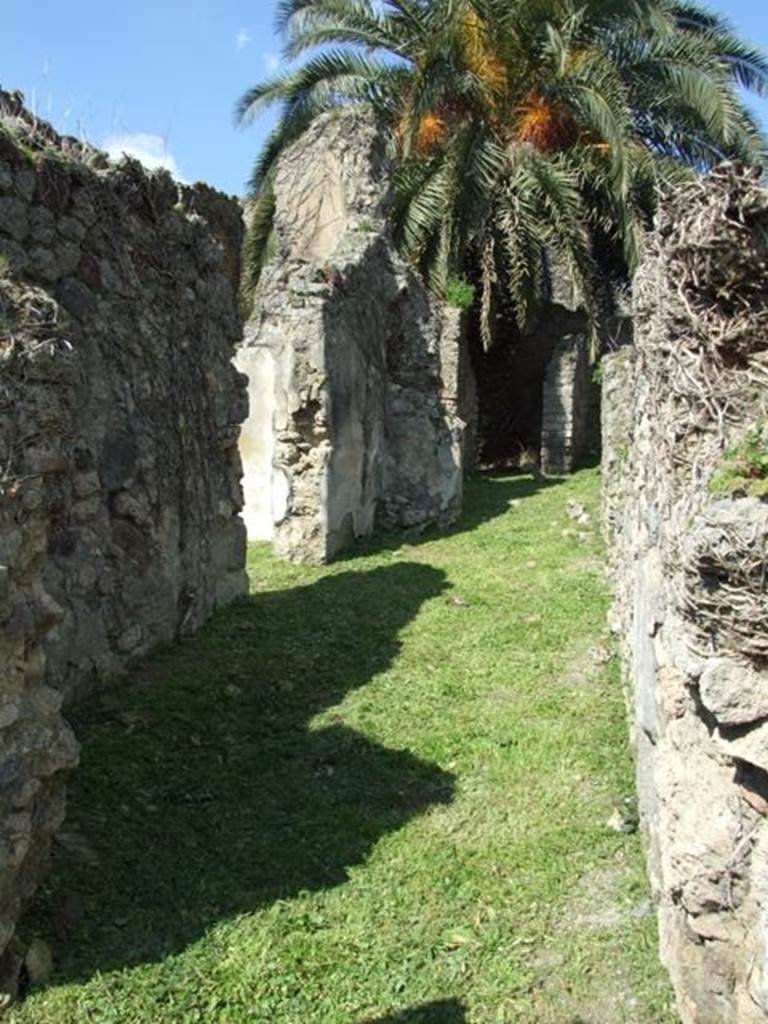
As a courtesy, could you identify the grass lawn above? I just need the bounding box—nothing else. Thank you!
[11,469,677,1024]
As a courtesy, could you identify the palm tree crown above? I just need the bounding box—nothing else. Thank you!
[238,0,768,336]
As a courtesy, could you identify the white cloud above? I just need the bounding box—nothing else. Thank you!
[236,28,252,50]
[103,132,184,180]
[264,52,281,73]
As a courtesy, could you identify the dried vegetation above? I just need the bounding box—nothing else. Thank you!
[634,163,768,663]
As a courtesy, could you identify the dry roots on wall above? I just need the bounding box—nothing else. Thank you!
[0,89,248,994]
[637,165,768,665]
[603,163,768,1024]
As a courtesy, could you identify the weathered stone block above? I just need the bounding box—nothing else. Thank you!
[0,197,28,242]
[700,659,768,727]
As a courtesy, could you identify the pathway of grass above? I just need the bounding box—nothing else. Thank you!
[12,469,676,1023]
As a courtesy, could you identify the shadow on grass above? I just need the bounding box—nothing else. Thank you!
[340,471,563,561]
[27,562,454,983]
[363,1000,466,1022]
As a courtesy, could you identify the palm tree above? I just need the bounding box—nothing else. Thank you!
[237,0,768,338]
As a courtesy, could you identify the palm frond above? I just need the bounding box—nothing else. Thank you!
[239,0,768,332]
[241,183,277,310]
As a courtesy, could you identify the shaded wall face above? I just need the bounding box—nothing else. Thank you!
[0,98,247,988]
[322,250,465,555]
[379,282,465,532]
[325,270,388,557]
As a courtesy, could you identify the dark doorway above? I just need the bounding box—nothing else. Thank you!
[468,301,588,469]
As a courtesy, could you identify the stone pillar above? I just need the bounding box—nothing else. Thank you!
[439,308,478,473]
[540,332,591,475]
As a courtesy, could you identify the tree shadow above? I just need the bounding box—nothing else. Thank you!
[362,999,467,1023]
[25,562,454,983]
[340,471,563,560]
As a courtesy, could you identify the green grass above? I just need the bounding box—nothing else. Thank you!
[12,469,677,1024]
[710,418,768,499]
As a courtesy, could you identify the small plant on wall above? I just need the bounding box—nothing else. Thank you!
[445,278,475,311]
[711,419,768,498]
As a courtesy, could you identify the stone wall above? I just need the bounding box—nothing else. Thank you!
[237,112,467,562]
[603,166,768,1023]
[0,91,248,987]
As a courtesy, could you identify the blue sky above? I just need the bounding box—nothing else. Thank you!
[3,0,768,196]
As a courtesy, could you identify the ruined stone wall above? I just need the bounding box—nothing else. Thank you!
[0,92,248,985]
[604,166,768,1023]
[237,112,466,562]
